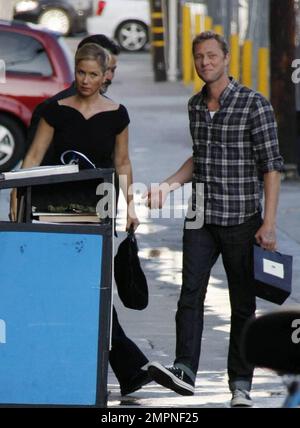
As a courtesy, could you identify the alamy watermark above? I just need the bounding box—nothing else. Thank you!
[0,59,6,83]
[95,177,204,230]
[291,59,300,84]
[291,319,300,344]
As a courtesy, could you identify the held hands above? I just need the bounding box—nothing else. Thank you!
[142,184,170,209]
[126,182,171,232]
[255,223,277,251]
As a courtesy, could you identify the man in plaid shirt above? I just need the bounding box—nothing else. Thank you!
[146,31,283,407]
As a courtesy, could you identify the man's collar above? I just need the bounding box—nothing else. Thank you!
[199,77,239,106]
[219,77,239,104]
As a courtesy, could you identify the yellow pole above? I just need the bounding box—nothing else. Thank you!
[258,47,270,98]
[229,33,240,80]
[213,25,224,35]
[182,4,193,85]
[242,39,253,88]
[193,14,204,93]
[204,16,213,31]
[194,14,202,41]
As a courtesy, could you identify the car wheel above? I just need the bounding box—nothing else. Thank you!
[38,8,71,36]
[0,115,26,172]
[116,20,148,52]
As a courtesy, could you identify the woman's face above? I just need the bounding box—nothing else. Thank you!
[75,59,107,97]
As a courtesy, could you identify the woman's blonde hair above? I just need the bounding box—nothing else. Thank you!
[75,42,110,73]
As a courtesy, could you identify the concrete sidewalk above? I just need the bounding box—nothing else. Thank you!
[107,52,300,409]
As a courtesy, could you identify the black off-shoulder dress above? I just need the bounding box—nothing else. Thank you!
[32,100,130,212]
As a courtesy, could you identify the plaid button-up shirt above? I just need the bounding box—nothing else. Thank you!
[189,78,284,226]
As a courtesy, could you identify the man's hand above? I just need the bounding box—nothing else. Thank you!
[255,223,277,251]
[143,184,170,209]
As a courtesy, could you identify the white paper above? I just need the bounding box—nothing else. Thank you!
[263,258,284,279]
[0,164,79,180]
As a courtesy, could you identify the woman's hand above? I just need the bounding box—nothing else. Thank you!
[126,200,140,232]
[9,189,18,222]
[125,197,140,232]
[126,211,140,232]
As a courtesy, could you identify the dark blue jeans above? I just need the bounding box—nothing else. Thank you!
[109,307,149,387]
[174,213,262,391]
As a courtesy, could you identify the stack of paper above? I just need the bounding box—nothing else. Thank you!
[32,212,101,223]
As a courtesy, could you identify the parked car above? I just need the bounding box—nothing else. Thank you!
[13,0,93,36]
[0,20,73,171]
[88,0,150,52]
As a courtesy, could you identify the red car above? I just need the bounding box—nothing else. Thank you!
[0,20,73,171]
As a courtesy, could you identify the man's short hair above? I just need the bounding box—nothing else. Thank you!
[75,43,110,73]
[77,34,121,55]
[192,31,229,57]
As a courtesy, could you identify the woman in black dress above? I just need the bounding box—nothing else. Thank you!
[10,42,150,395]
[11,43,138,232]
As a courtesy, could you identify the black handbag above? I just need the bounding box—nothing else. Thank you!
[114,229,148,310]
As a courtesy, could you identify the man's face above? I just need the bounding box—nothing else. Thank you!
[193,39,229,84]
[101,54,117,93]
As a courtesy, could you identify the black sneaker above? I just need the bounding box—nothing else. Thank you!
[148,362,194,396]
[120,370,152,396]
[230,389,253,407]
